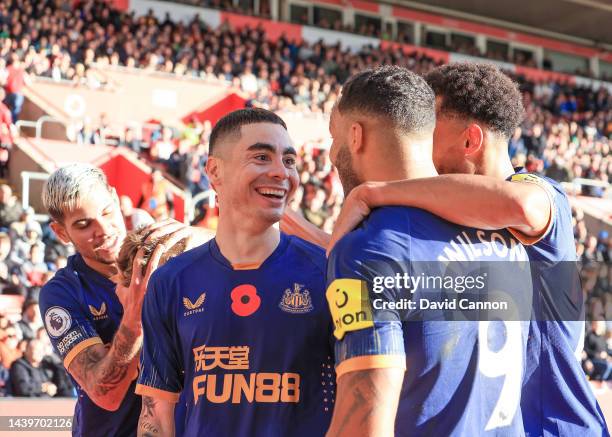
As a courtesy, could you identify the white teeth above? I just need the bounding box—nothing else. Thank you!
[257,188,285,197]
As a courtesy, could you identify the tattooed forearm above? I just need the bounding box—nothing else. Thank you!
[337,371,386,434]
[140,421,160,435]
[142,395,156,418]
[138,396,166,437]
[112,323,143,364]
[67,321,143,407]
[328,368,403,437]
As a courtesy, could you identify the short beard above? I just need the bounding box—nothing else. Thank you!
[335,144,361,197]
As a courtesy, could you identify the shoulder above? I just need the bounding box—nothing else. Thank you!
[336,206,425,254]
[284,234,326,273]
[510,172,568,202]
[151,241,211,286]
[10,358,28,371]
[329,206,418,277]
[39,259,81,308]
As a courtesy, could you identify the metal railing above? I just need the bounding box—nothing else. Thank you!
[563,178,611,198]
[21,171,50,222]
[15,115,66,138]
[188,189,216,223]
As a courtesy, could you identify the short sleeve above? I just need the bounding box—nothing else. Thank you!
[39,281,103,369]
[135,271,182,403]
[507,173,556,245]
[326,228,408,378]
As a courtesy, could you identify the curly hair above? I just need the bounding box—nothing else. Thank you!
[425,63,524,139]
[117,226,188,287]
[338,65,436,135]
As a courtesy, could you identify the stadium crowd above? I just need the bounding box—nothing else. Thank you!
[0,0,608,196]
[0,0,609,398]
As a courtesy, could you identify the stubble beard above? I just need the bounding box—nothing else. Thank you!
[335,143,361,197]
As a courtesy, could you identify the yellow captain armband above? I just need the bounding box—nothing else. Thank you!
[508,173,556,245]
[509,173,556,200]
[509,173,549,189]
[326,278,374,340]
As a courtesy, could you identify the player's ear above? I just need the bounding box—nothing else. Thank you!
[464,123,484,156]
[206,156,222,190]
[348,121,363,154]
[50,221,71,245]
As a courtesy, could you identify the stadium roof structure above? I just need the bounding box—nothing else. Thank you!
[399,0,612,48]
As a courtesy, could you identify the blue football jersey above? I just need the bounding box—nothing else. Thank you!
[508,171,608,436]
[327,206,533,436]
[39,254,141,437]
[136,233,335,437]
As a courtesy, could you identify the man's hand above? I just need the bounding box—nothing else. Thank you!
[327,183,377,256]
[42,381,57,397]
[68,219,194,411]
[116,219,194,329]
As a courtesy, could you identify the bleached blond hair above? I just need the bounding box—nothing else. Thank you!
[42,163,111,222]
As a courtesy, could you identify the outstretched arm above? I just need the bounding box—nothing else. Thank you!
[329,174,552,253]
[280,208,331,249]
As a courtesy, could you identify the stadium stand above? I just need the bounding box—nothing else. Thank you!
[0,0,609,432]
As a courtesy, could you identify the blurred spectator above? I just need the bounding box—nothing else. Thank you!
[138,169,174,220]
[22,243,48,287]
[0,184,23,230]
[584,321,612,381]
[120,127,144,153]
[4,54,27,122]
[0,88,15,178]
[119,195,153,231]
[36,327,74,397]
[0,231,14,292]
[508,127,526,159]
[0,321,21,370]
[9,338,57,397]
[16,299,42,341]
[150,126,175,164]
[545,157,572,183]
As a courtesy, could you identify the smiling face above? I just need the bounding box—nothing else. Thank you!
[50,184,126,272]
[208,122,299,228]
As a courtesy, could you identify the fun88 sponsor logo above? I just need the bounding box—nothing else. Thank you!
[191,345,300,404]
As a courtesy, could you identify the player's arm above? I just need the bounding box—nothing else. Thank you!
[66,242,164,411]
[67,327,139,411]
[327,368,403,437]
[138,396,175,437]
[69,221,192,411]
[135,229,185,436]
[280,208,331,248]
[329,174,552,252]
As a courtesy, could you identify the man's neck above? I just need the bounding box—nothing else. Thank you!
[81,256,118,279]
[365,139,439,182]
[480,160,516,180]
[215,216,280,267]
[477,139,516,180]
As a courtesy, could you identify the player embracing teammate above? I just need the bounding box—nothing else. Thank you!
[40,65,607,436]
